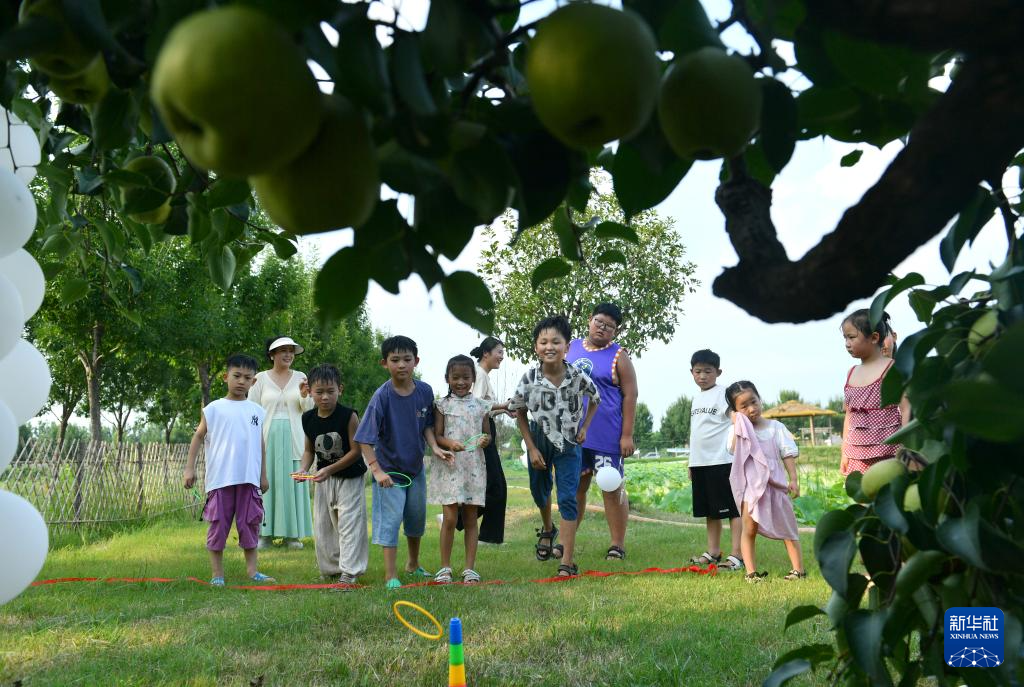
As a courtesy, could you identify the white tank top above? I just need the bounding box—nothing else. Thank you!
[203,398,265,492]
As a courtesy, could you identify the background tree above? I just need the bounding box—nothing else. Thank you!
[634,401,655,448]
[659,395,692,447]
[479,177,698,359]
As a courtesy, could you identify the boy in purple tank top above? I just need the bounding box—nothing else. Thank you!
[567,303,638,561]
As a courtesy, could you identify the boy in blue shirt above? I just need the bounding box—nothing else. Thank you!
[355,335,453,589]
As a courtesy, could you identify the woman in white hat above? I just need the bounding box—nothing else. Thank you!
[248,335,314,549]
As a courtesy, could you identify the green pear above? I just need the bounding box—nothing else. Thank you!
[150,5,323,176]
[861,459,907,500]
[250,96,379,235]
[47,55,110,105]
[658,47,762,160]
[20,0,99,77]
[526,3,660,149]
[967,309,998,355]
[119,156,176,225]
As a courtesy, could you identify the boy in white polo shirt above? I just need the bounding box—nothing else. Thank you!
[687,349,743,571]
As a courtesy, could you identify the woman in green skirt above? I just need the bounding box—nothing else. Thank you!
[249,335,313,549]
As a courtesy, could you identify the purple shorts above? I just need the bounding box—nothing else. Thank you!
[203,484,264,551]
[580,448,624,477]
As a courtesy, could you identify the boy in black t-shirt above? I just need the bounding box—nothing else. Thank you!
[298,364,368,585]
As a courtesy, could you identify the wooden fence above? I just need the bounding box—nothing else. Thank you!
[0,438,206,531]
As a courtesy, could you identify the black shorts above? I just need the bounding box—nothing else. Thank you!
[691,463,739,519]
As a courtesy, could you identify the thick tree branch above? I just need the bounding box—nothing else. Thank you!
[807,0,1024,52]
[714,52,1024,322]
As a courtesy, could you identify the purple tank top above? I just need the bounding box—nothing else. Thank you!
[567,338,624,455]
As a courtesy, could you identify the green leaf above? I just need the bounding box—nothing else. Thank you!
[818,531,856,598]
[75,167,103,194]
[530,257,572,290]
[612,117,692,219]
[335,12,393,115]
[41,234,73,258]
[315,247,368,326]
[840,150,863,167]
[594,221,639,243]
[844,610,893,685]
[59,277,89,303]
[391,32,436,117]
[762,659,812,687]
[0,15,64,62]
[981,321,1024,392]
[940,187,997,271]
[268,233,298,260]
[508,126,581,229]
[596,249,627,266]
[759,79,798,173]
[206,246,236,292]
[907,290,937,323]
[875,482,909,534]
[90,88,136,152]
[869,273,924,330]
[746,0,806,40]
[879,364,905,407]
[451,134,517,220]
[421,0,494,77]
[625,0,723,54]
[551,207,582,261]
[204,178,251,209]
[822,31,930,99]
[414,183,478,261]
[784,605,826,631]
[936,505,989,571]
[942,379,1024,442]
[441,271,494,332]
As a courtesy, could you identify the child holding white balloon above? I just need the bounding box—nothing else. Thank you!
[725,380,805,583]
[429,355,506,584]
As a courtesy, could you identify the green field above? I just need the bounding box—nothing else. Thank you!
[1,471,834,686]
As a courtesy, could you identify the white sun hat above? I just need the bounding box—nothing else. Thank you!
[268,336,304,355]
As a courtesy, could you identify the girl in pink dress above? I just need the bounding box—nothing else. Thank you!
[840,309,910,476]
[726,381,805,583]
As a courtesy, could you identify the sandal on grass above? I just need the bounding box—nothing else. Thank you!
[407,566,433,578]
[718,555,744,571]
[690,551,722,566]
[557,563,579,577]
[745,571,769,584]
[385,577,402,590]
[535,526,558,561]
[605,545,626,561]
[462,568,481,584]
[250,572,276,583]
[434,567,453,584]
[551,543,564,560]
[210,576,225,587]
[783,569,807,580]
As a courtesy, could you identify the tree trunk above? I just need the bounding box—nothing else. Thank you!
[198,362,212,408]
[164,416,176,444]
[78,321,105,442]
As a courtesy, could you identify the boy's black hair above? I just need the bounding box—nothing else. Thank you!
[591,302,623,326]
[470,336,503,361]
[307,363,341,387]
[381,335,418,359]
[532,315,571,344]
[444,354,477,396]
[225,353,259,373]
[724,380,761,411]
[690,349,721,369]
[842,308,889,345]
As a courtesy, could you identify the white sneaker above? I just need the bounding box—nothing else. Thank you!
[285,539,304,550]
[256,536,272,550]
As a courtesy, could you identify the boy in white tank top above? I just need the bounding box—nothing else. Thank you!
[184,354,275,587]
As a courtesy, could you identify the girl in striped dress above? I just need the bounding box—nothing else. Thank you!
[840,309,910,476]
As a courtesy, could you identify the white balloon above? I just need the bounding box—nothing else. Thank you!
[0,108,9,148]
[0,273,25,359]
[0,490,48,605]
[0,401,16,473]
[8,121,41,168]
[520,453,529,469]
[0,339,51,425]
[14,166,36,184]
[595,466,623,492]
[0,249,45,319]
[0,148,12,173]
[0,168,37,258]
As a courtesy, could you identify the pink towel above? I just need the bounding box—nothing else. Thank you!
[729,414,800,541]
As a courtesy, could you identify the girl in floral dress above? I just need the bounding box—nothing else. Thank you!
[430,355,503,584]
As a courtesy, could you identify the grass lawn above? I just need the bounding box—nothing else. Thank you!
[1,472,834,686]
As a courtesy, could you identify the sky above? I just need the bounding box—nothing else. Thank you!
[293,0,1015,428]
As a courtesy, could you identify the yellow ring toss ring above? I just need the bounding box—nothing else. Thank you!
[392,600,443,640]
